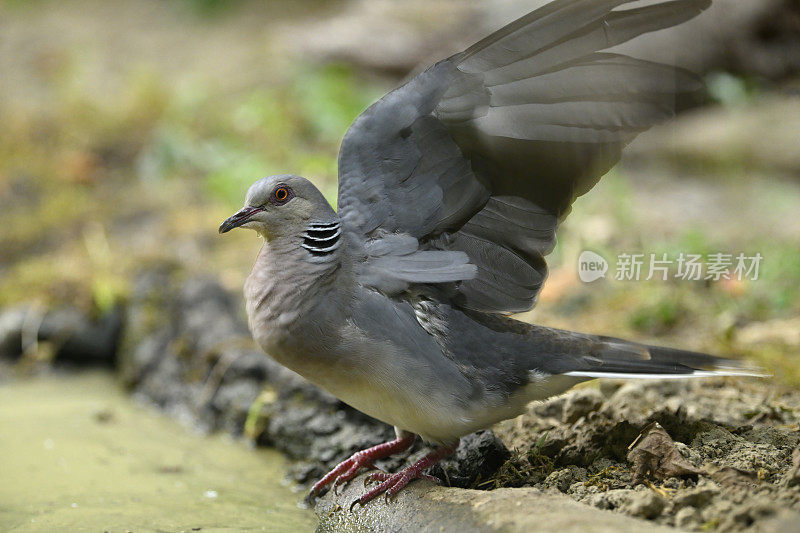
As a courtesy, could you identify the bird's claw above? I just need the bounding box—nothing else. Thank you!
[331,462,363,495]
[332,474,349,496]
[310,434,417,497]
[351,470,416,507]
[311,455,369,496]
[347,442,457,508]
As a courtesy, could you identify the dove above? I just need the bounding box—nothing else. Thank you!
[220,0,758,507]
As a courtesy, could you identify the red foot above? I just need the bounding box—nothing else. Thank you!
[363,471,439,485]
[310,431,416,496]
[350,440,459,510]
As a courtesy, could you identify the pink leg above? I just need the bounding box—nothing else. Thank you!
[351,440,459,510]
[310,431,416,496]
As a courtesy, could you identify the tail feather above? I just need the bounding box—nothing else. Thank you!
[562,336,767,380]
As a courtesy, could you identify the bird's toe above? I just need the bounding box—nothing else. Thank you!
[364,471,393,486]
[332,463,362,495]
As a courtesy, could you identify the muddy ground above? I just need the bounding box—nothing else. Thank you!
[493,380,800,530]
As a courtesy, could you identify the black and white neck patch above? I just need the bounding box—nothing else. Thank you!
[301,222,342,257]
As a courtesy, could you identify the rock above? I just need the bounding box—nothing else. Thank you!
[718,497,781,531]
[264,398,396,466]
[710,467,760,489]
[674,507,702,530]
[544,467,581,494]
[587,489,634,511]
[0,304,121,366]
[532,394,567,419]
[125,330,170,386]
[428,430,510,489]
[316,477,676,533]
[785,447,800,487]
[623,490,665,520]
[672,484,719,510]
[207,379,263,436]
[49,306,122,366]
[601,382,659,422]
[0,307,27,358]
[749,509,800,533]
[118,265,180,387]
[563,388,604,424]
[723,437,792,474]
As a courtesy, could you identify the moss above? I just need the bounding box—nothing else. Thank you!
[486,449,556,490]
[585,466,624,492]
[243,387,278,443]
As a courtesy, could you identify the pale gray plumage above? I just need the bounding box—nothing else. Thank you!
[220,0,760,503]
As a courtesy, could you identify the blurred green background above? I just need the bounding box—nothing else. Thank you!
[2,0,798,383]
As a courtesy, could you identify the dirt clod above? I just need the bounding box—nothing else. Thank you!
[785,447,800,487]
[624,489,666,519]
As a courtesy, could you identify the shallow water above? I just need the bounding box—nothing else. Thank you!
[0,372,316,532]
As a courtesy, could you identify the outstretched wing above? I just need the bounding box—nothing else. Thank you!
[337,0,710,313]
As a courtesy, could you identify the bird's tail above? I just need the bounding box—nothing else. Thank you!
[516,323,768,380]
[556,333,766,380]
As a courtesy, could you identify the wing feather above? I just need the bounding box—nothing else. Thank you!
[338,0,710,310]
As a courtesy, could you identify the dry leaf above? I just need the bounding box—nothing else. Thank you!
[627,422,705,484]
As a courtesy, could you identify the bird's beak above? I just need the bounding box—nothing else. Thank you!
[218,206,263,234]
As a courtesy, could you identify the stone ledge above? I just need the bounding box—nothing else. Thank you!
[316,474,675,533]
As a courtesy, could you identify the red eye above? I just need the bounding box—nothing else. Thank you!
[271,185,293,205]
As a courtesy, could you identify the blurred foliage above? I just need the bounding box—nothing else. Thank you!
[180,0,244,17]
[0,44,384,313]
[0,1,798,387]
[628,296,686,335]
[138,63,380,208]
[705,72,764,107]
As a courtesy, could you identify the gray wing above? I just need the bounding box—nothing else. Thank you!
[338,0,710,312]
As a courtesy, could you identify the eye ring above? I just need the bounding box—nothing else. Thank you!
[270,184,294,205]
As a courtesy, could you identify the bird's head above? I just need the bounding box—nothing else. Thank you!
[218,175,336,239]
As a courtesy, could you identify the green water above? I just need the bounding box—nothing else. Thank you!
[0,373,316,532]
